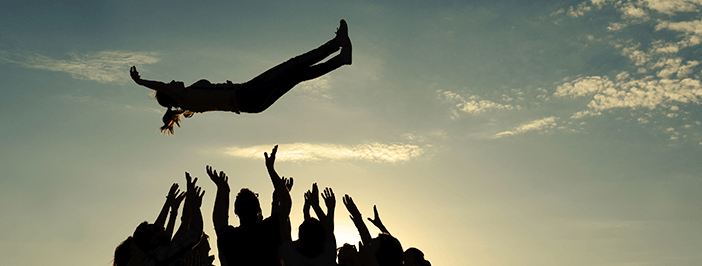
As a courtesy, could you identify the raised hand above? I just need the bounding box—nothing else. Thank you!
[367,205,388,234]
[343,194,361,219]
[192,186,205,208]
[303,189,312,220]
[322,187,335,210]
[309,183,320,206]
[129,66,141,83]
[264,145,278,170]
[171,191,186,209]
[284,176,294,192]
[206,165,229,190]
[343,194,372,246]
[166,183,180,203]
[185,172,198,192]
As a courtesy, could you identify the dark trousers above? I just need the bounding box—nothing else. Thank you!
[236,41,343,113]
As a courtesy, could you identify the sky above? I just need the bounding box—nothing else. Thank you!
[1,0,702,265]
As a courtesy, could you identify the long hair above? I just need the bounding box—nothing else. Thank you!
[113,237,133,266]
[155,91,193,135]
[160,108,194,135]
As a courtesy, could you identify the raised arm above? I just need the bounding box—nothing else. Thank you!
[174,172,198,240]
[343,194,372,247]
[322,187,336,233]
[303,190,312,221]
[166,190,186,239]
[207,165,230,232]
[265,146,293,242]
[155,183,180,229]
[151,175,205,266]
[309,183,327,222]
[367,205,389,234]
[264,145,283,185]
[188,185,205,235]
[272,176,294,215]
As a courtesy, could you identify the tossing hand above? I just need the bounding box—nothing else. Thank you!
[166,183,181,204]
[366,205,388,233]
[343,194,361,220]
[284,176,294,192]
[309,183,320,206]
[185,172,198,192]
[264,145,278,170]
[206,165,229,190]
[322,187,335,210]
[171,190,186,210]
[192,186,205,208]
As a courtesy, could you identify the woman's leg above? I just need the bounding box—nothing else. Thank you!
[242,40,339,92]
[236,52,346,113]
[236,20,350,113]
[253,53,347,112]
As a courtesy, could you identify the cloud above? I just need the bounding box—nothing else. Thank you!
[1,50,159,83]
[554,76,616,98]
[552,2,702,122]
[620,3,648,19]
[654,18,702,52]
[295,76,333,100]
[565,75,702,119]
[643,0,702,15]
[494,116,559,138]
[437,90,519,119]
[224,142,424,163]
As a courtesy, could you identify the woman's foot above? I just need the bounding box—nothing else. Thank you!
[340,45,352,65]
[335,19,351,48]
[335,19,352,65]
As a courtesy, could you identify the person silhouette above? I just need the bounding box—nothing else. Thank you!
[207,146,292,266]
[114,173,205,266]
[343,195,404,266]
[280,183,337,266]
[130,20,352,134]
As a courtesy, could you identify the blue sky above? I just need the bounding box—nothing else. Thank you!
[2,0,702,265]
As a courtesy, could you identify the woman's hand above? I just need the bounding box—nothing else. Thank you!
[130,66,142,83]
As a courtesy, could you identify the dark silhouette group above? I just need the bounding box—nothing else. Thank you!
[114,145,430,266]
[120,19,429,266]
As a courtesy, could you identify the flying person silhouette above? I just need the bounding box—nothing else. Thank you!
[130,20,352,134]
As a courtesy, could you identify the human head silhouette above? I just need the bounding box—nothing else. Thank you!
[132,222,169,253]
[337,243,359,266]
[373,233,403,266]
[403,247,431,266]
[234,188,262,223]
[297,218,325,258]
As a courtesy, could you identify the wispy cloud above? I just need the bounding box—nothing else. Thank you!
[295,76,333,100]
[437,90,520,119]
[643,0,702,15]
[1,50,159,83]
[516,1,702,137]
[494,116,559,138]
[224,142,424,163]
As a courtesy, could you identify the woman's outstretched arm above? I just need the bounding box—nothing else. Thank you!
[130,66,172,91]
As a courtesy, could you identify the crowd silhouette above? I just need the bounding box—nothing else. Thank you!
[114,145,430,266]
[120,19,429,266]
